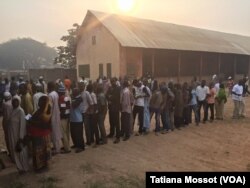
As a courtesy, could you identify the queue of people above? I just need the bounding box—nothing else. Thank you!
[0,73,249,174]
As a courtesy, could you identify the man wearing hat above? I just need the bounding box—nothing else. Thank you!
[2,92,13,155]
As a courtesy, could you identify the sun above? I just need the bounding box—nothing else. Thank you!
[117,0,136,13]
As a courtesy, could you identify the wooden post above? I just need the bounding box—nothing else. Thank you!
[248,56,250,77]
[234,55,237,80]
[151,50,155,77]
[178,52,181,83]
[218,54,221,77]
[199,53,203,81]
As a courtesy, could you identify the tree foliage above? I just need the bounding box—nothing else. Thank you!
[54,23,80,68]
[0,38,57,70]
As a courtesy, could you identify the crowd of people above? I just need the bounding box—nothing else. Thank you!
[0,73,249,174]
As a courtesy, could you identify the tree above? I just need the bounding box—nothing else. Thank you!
[54,23,80,68]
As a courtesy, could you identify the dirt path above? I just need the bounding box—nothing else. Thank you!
[0,98,250,188]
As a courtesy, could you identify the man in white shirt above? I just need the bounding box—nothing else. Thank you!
[132,80,145,135]
[196,80,210,123]
[214,78,221,120]
[232,80,243,119]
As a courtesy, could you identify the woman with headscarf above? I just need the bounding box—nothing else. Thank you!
[27,96,52,172]
[8,97,29,174]
[2,92,12,156]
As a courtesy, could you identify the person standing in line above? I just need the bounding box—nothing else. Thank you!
[19,83,34,115]
[196,80,209,124]
[86,83,100,145]
[173,83,184,130]
[9,76,18,97]
[243,75,250,96]
[78,82,94,146]
[149,80,163,135]
[142,79,151,134]
[182,82,190,126]
[47,81,62,155]
[38,76,47,94]
[188,84,199,126]
[167,82,175,131]
[70,88,84,153]
[27,96,52,173]
[2,92,13,156]
[239,78,246,118]
[216,83,227,120]
[132,80,145,136]
[33,83,47,112]
[214,78,221,120]
[227,76,234,97]
[58,85,71,153]
[106,77,121,143]
[231,80,243,119]
[64,75,72,96]
[8,97,29,174]
[160,82,170,134]
[205,82,216,123]
[96,85,108,144]
[120,80,133,141]
[4,78,10,93]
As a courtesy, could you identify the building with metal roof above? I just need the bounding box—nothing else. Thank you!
[76,10,250,81]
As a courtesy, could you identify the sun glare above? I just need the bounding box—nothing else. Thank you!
[117,0,136,13]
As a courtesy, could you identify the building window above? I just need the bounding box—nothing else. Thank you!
[107,63,112,78]
[78,64,90,78]
[99,64,103,77]
[181,52,200,76]
[236,55,249,74]
[127,63,137,77]
[92,36,96,45]
[154,50,178,77]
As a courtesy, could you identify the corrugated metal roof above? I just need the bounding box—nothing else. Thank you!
[84,10,250,55]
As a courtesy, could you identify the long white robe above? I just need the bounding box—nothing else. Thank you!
[48,91,62,152]
[8,106,29,172]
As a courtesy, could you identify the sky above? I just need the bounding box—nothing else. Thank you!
[1,0,250,47]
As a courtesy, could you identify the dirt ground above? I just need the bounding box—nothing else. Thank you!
[0,98,250,188]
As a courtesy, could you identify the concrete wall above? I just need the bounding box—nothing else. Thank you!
[77,15,120,80]
[29,68,77,82]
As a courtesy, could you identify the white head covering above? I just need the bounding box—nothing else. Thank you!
[12,95,21,103]
[212,74,217,80]
[3,92,11,100]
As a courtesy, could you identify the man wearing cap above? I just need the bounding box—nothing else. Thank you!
[2,92,13,155]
